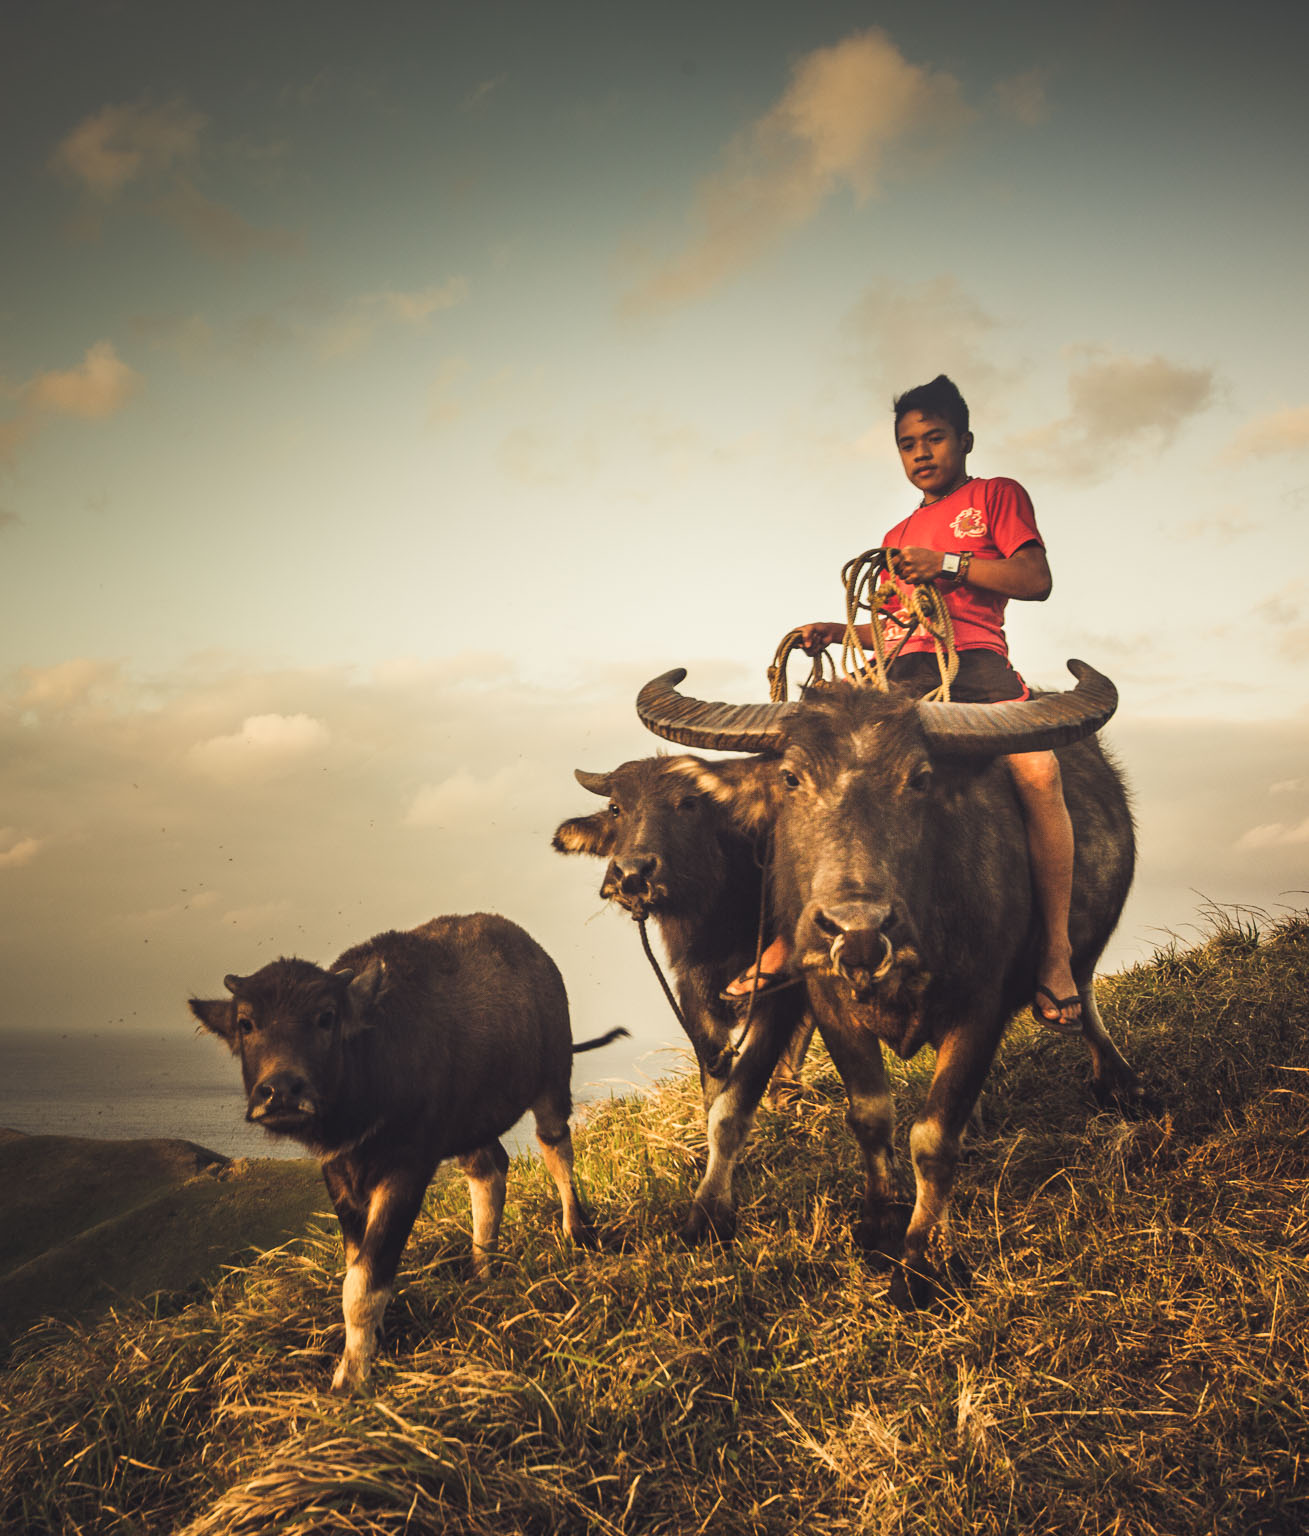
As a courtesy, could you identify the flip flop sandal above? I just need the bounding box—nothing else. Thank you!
[719,970,801,1009]
[1031,983,1083,1034]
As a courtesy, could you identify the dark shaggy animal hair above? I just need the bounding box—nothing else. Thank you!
[789,681,926,773]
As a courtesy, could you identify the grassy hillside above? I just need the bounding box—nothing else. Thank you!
[1,912,1306,1535]
[0,1135,325,1354]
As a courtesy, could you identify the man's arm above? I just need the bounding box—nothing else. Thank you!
[797,541,1053,654]
[893,541,1052,600]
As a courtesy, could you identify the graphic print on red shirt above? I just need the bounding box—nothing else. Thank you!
[880,476,1044,658]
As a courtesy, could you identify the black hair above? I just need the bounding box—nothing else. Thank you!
[892,374,969,437]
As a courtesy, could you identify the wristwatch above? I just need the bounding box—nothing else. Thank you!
[940,552,962,580]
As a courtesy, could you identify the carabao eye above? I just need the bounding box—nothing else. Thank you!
[608,801,622,819]
[238,1012,255,1036]
[677,793,700,812]
[908,763,933,793]
[316,1006,337,1031]
[780,767,802,791]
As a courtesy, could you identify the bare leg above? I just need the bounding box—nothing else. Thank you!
[1006,749,1081,1027]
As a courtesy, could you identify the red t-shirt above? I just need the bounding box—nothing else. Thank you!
[880,476,1043,658]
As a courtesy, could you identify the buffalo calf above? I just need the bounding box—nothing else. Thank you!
[189,913,624,1389]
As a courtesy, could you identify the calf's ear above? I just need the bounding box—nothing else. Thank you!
[343,959,385,1033]
[552,812,615,858]
[189,997,239,1052]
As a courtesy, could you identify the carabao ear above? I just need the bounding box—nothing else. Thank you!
[343,959,385,1033]
[668,755,777,838]
[189,996,239,1052]
[552,811,616,858]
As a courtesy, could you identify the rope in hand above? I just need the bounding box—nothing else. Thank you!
[768,547,960,702]
[768,628,838,702]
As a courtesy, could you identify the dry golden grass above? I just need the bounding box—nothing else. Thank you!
[2,910,1306,1534]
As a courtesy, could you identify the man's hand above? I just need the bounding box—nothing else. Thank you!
[799,621,844,656]
[890,546,945,584]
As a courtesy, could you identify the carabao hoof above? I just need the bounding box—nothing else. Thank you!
[889,1257,941,1311]
[852,1202,911,1265]
[682,1200,736,1246]
[1091,1072,1152,1119]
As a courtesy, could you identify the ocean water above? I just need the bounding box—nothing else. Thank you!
[0,1028,307,1159]
[0,1028,538,1161]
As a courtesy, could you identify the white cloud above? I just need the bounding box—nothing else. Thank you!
[2,344,143,467]
[188,713,331,783]
[622,29,974,313]
[47,100,301,265]
[23,342,144,420]
[0,657,665,1061]
[1222,405,1309,464]
[1236,817,1309,851]
[406,766,527,828]
[1003,348,1214,483]
[18,657,121,711]
[49,99,207,199]
[316,279,469,359]
[0,831,42,870]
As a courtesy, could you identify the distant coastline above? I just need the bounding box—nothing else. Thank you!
[0,1027,312,1161]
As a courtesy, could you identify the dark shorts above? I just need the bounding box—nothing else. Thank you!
[887,649,1028,703]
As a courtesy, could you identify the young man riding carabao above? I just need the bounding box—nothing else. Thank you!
[725,373,1083,1031]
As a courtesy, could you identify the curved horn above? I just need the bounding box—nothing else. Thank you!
[916,659,1117,756]
[573,769,612,797]
[636,668,797,753]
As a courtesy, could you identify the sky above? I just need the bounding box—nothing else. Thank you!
[3,0,1308,1096]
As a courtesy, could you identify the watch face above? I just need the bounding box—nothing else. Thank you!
[942,553,960,574]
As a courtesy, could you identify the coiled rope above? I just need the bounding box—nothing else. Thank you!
[769,547,959,703]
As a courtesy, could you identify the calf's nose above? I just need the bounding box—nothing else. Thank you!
[248,1071,312,1118]
[602,854,658,897]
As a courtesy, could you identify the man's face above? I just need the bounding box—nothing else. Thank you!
[895,410,973,504]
